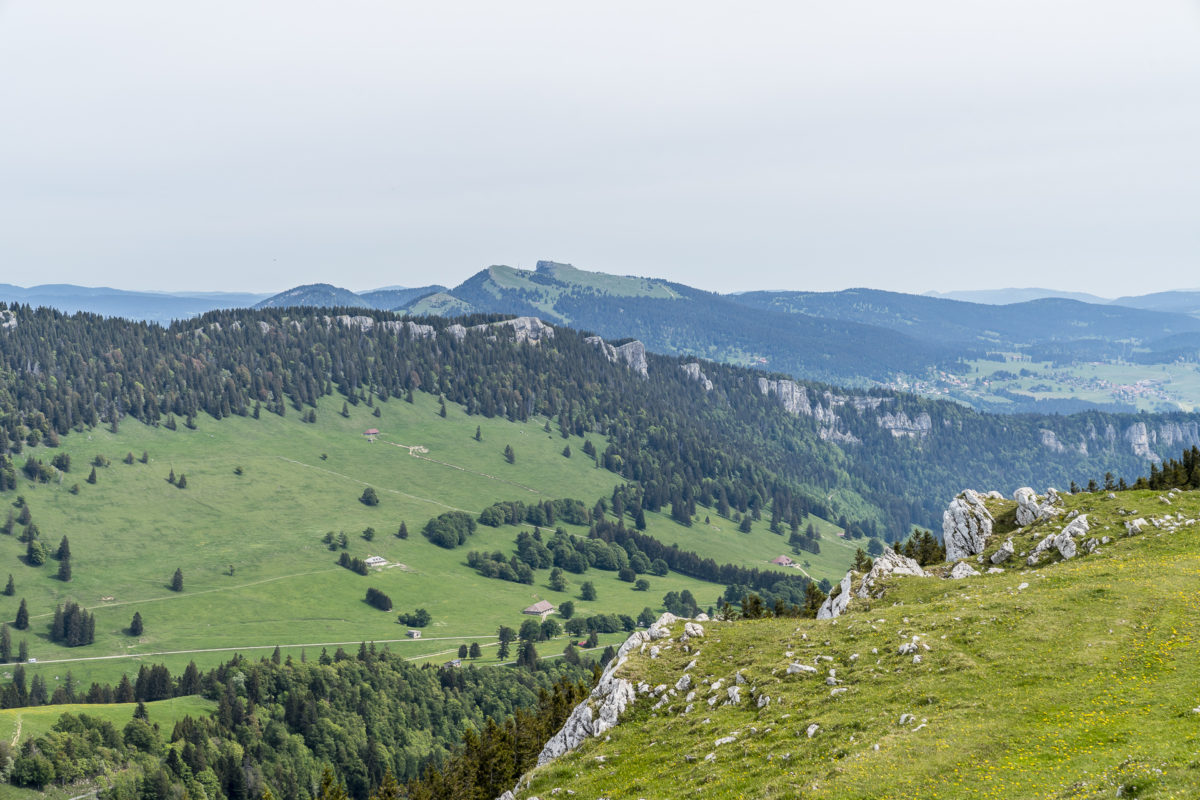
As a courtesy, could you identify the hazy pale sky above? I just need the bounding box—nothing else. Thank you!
[2,1,1198,294]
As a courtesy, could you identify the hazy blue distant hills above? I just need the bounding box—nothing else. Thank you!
[253,283,373,310]
[0,283,269,323]
[730,288,1200,352]
[924,287,1112,305]
[404,261,960,383]
[1109,290,1200,316]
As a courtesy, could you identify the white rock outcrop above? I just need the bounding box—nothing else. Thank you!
[942,490,994,561]
[817,572,853,620]
[680,362,713,391]
[949,561,980,579]
[586,336,648,376]
[855,549,927,599]
[990,539,1014,565]
[532,613,680,771]
[818,549,927,620]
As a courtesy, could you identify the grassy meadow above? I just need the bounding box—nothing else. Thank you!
[0,391,846,692]
[519,488,1200,799]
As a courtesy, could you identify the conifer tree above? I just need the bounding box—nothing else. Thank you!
[57,556,71,582]
[86,466,97,484]
[14,598,28,630]
[0,624,10,663]
[129,611,143,636]
[3,575,12,596]
[171,567,184,592]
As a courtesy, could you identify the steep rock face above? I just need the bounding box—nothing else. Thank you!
[878,411,933,438]
[490,316,555,344]
[1040,429,1088,455]
[615,340,649,376]
[757,378,812,417]
[680,362,713,391]
[585,336,649,376]
[757,378,860,443]
[942,490,994,561]
[1125,423,1157,462]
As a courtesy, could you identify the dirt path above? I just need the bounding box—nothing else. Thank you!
[277,456,475,512]
[10,713,20,747]
[25,635,498,666]
[29,568,345,620]
[380,440,546,496]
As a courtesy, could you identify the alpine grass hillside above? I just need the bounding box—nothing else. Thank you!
[506,484,1200,799]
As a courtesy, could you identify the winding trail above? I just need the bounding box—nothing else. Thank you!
[276,456,475,512]
[10,713,20,747]
[29,568,344,620]
[381,439,546,496]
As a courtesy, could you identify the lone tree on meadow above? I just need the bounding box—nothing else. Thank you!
[503,444,515,464]
[580,581,596,601]
[56,536,70,560]
[14,599,28,630]
[360,487,379,506]
[86,466,97,485]
[57,557,71,582]
[3,575,12,596]
[129,612,143,636]
[171,568,184,592]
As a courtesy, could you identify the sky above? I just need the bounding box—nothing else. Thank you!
[1,1,1198,295]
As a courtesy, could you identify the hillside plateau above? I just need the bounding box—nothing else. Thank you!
[508,485,1200,799]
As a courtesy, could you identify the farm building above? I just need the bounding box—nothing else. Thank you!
[522,600,556,619]
[364,428,380,441]
[771,555,795,567]
[364,555,387,567]
[407,629,421,639]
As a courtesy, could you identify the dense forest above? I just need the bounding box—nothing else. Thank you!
[4,644,593,799]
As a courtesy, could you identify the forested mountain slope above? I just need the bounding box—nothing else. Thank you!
[402,262,961,383]
[2,302,1198,541]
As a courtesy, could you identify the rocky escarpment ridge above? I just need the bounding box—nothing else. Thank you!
[499,613,707,799]
[817,550,928,620]
[309,314,556,344]
[877,411,933,438]
[586,335,649,376]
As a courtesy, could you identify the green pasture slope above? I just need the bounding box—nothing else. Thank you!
[0,391,848,692]
[519,488,1200,799]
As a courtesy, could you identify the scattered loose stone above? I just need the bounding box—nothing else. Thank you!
[806,724,819,738]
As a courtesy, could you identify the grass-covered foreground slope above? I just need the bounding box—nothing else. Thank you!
[2,389,833,691]
[516,489,1200,799]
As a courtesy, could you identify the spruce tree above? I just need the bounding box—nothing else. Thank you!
[57,556,71,582]
[17,640,27,663]
[396,521,408,539]
[3,575,12,596]
[171,567,184,592]
[86,466,97,484]
[14,599,28,630]
[56,536,70,560]
[0,624,10,663]
[129,611,143,636]
[469,642,481,659]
